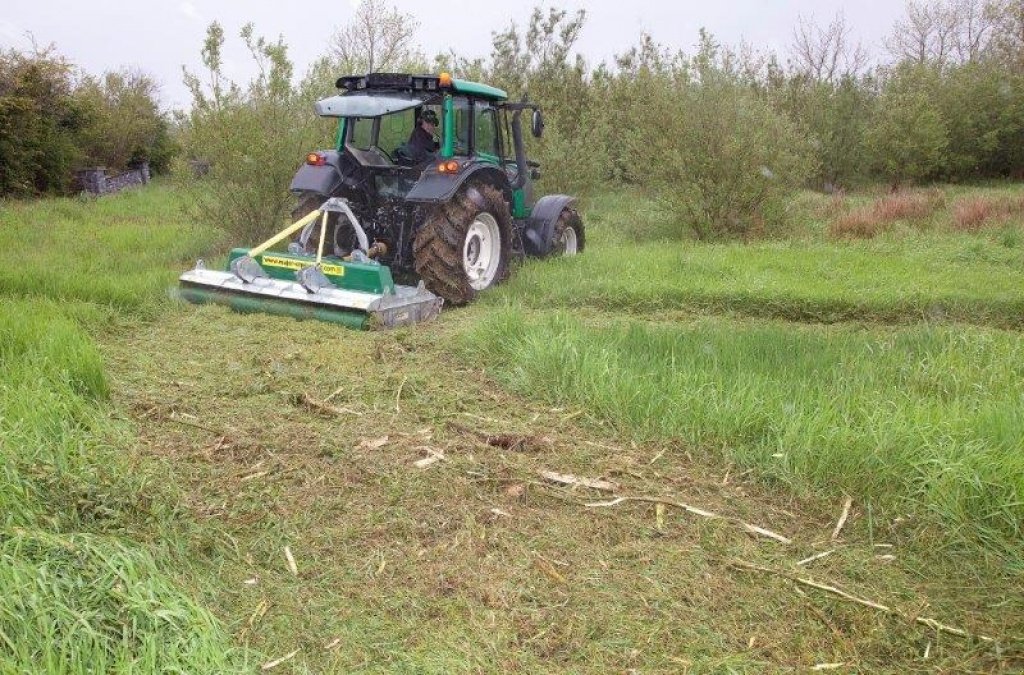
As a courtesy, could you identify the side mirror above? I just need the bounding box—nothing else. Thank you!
[531,109,545,138]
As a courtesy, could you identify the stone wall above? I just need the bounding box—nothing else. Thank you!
[75,161,150,196]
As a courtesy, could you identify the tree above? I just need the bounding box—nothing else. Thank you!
[181,22,329,241]
[886,0,997,66]
[330,0,422,74]
[789,13,868,85]
[865,64,949,185]
[624,31,814,239]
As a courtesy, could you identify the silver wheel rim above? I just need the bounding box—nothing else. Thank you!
[560,225,578,255]
[463,212,501,290]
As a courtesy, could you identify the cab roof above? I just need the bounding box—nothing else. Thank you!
[335,72,508,102]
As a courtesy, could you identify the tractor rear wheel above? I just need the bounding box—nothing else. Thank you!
[551,207,585,256]
[413,184,512,305]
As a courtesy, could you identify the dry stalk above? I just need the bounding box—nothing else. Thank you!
[587,495,791,544]
[730,560,996,643]
[261,649,299,670]
[831,497,853,540]
[298,392,362,417]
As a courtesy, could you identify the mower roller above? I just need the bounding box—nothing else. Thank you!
[179,71,584,329]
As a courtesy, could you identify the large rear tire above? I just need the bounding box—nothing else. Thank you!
[413,184,512,306]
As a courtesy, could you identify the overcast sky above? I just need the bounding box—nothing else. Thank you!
[1,1,907,111]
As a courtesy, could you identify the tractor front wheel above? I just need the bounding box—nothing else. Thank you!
[413,184,512,306]
[551,207,585,256]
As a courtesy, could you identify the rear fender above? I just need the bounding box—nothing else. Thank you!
[524,194,575,256]
[289,150,345,196]
[405,163,510,204]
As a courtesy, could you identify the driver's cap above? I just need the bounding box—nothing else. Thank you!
[421,109,439,125]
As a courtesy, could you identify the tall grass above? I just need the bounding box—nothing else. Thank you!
[0,183,218,313]
[466,309,1024,555]
[0,186,246,671]
[0,530,246,673]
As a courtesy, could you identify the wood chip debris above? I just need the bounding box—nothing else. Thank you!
[413,446,445,468]
[831,497,853,540]
[587,495,791,544]
[534,556,568,585]
[539,470,617,492]
[261,649,299,671]
[730,560,998,643]
[284,546,298,576]
[811,664,846,671]
[358,436,389,451]
[323,637,342,651]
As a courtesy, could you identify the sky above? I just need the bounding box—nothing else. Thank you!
[0,0,907,111]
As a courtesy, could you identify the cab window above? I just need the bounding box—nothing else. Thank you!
[474,102,500,158]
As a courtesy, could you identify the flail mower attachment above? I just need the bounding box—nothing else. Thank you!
[177,198,443,329]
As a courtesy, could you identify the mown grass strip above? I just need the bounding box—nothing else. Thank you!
[465,309,1024,557]
[496,236,1024,328]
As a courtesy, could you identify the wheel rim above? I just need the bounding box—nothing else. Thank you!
[463,212,501,290]
[560,225,578,255]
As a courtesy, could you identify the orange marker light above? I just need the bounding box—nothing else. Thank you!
[437,160,460,174]
[439,72,453,87]
[306,152,327,166]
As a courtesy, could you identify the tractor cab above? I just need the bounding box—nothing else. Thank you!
[296,73,543,218]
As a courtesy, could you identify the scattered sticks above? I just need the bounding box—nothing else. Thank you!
[831,497,853,540]
[297,392,362,417]
[261,650,299,671]
[797,549,836,566]
[586,495,792,545]
[284,546,299,576]
[730,560,996,643]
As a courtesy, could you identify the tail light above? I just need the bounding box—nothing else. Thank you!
[306,152,327,166]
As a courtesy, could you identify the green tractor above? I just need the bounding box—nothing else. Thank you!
[179,72,583,328]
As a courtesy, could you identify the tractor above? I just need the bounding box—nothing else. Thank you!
[179,72,582,328]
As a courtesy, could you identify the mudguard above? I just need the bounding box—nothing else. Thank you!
[523,194,575,256]
[405,162,509,204]
[289,150,346,196]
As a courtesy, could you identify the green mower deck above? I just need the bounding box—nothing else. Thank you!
[178,249,442,330]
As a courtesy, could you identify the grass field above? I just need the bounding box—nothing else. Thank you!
[1,181,1022,672]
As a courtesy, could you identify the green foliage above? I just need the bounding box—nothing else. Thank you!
[0,47,85,196]
[865,64,949,186]
[0,183,217,313]
[487,8,610,196]
[0,187,246,672]
[620,32,814,239]
[179,22,332,242]
[75,69,177,174]
[0,530,246,673]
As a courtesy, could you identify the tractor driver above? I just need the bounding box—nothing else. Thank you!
[405,109,440,164]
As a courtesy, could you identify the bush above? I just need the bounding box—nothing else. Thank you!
[178,22,332,242]
[75,69,177,174]
[0,47,85,196]
[622,32,814,239]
